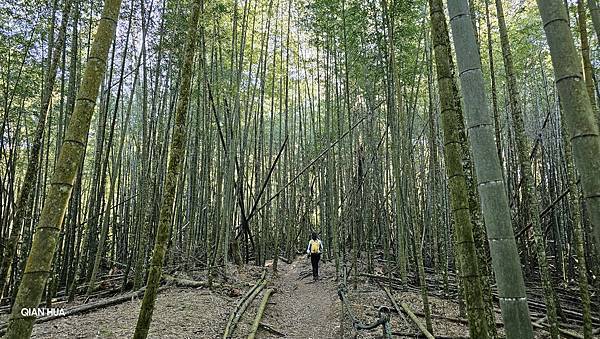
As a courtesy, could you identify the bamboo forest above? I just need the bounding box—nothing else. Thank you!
[1,0,600,337]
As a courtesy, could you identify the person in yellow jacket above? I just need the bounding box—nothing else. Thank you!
[306,232,323,281]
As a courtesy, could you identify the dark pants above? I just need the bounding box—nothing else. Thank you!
[310,253,321,279]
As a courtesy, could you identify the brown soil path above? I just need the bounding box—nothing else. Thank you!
[258,258,341,338]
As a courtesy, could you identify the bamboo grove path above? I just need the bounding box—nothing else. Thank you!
[259,258,340,338]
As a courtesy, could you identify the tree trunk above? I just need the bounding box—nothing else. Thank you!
[445,0,535,337]
[578,0,599,124]
[536,0,600,265]
[587,0,600,41]
[132,0,201,337]
[495,0,559,336]
[5,0,121,337]
[429,0,490,336]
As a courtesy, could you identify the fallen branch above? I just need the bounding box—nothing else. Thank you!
[259,322,285,336]
[278,256,292,264]
[361,273,406,286]
[391,332,420,337]
[392,333,468,339]
[248,288,274,339]
[374,305,504,327]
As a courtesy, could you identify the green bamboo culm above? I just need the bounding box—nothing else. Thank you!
[132,0,202,338]
[561,121,594,338]
[495,0,559,336]
[428,0,490,337]
[0,0,74,298]
[535,0,600,259]
[444,0,534,337]
[4,0,122,338]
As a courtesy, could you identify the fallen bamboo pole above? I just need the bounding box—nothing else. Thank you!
[223,271,268,338]
[377,280,434,339]
[398,301,435,339]
[381,285,409,326]
[258,322,285,336]
[391,333,468,339]
[531,321,584,339]
[247,289,274,339]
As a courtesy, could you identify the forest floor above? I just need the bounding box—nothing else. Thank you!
[1,256,581,338]
[23,264,264,338]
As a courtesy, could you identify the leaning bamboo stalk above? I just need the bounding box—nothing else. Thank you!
[4,1,122,338]
[429,0,492,336]
[247,288,274,339]
[495,0,560,335]
[537,0,600,266]
[589,0,600,40]
[445,0,535,336]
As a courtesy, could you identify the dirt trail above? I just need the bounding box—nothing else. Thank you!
[259,258,341,339]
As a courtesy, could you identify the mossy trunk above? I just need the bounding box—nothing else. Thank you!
[132,1,202,338]
[5,1,121,338]
[428,0,490,337]
[0,0,73,298]
[445,0,534,337]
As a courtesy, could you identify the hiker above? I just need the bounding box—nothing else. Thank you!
[306,232,323,280]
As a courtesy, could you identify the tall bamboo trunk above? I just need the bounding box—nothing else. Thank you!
[429,0,491,336]
[536,0,600,270]
[578,0,599,124]
[0,0,74,298]
[5,1,121,337]
[495,0,559,336]
[132,1,202,337]
[561,119,593,338]
[587,0,600,40]
[445,0,534,337]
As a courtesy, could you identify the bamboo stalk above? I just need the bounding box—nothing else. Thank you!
[247,288,274,339]
[223,272,268,338]
[398,301,435,339]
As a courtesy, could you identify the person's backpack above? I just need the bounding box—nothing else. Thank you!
[310,240,320,254]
